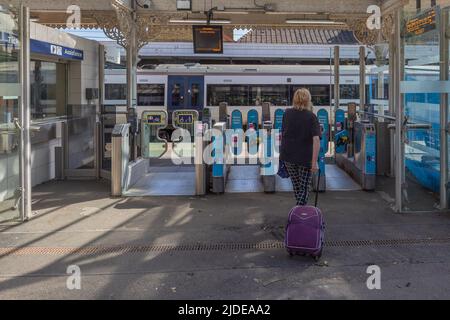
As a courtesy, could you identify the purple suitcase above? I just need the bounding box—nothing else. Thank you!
[285,171,325,261]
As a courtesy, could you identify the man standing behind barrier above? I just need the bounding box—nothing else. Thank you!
[280,88,321,205]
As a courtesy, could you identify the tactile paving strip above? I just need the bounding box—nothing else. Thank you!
[1,237,450,256]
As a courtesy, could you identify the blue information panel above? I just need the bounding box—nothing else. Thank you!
[317,109,329,155]
[30,39,84,60]
[365,133,377,175]
[247,109,259,130]
[231,110,243,130]
[247,109,259,155]
[335,109,347,154]
[274,109,285,130]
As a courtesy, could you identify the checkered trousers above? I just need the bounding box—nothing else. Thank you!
[284,162,312,206]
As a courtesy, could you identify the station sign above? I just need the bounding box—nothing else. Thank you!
[403,7,438,38]
[0,32,19,50]
[30,39,84,60]
[193,25,223,54]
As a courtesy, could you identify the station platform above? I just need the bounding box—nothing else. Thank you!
[0,179,449,299]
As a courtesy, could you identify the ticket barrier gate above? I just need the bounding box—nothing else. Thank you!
[141,110,168,158]
[172,110,199,159]
[111,110,207,196]
[261,120,276,193]
[211,122,229,194]
[228,108,261,157]
[335,107,376,191]
[314,108,329,192]
[111,123,131,197]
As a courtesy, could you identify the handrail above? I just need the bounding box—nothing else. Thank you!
[357,111,432,130]
[358,110,396,121]
[387,123,433,130]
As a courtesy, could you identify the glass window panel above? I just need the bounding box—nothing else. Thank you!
[137,84,164,106]
[0,4,21,222]
[190,83,200,107]
[171,83,183,107]
[105,83,126,100]
[340,84,360,99]
[291,85,331,106]
[250,85,289,106]
[30,60,66,119]
[207,85,249,106]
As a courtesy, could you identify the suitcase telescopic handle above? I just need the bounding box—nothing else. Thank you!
[315,169,321,208]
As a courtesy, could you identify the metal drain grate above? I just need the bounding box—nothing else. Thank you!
[1,237,450,256]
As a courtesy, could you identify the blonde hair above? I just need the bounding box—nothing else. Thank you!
[292,88,313,111]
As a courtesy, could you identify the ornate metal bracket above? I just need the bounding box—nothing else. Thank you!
[94,3,190,50]
[345,13,394,46]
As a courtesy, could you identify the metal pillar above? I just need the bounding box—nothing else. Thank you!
[439,9,449,210]
[126,0,138,160]
[334,46,340,113]
[19,5,31,221]
[97,44,105,179]
[359,46,366,111]
[393,8,404,213]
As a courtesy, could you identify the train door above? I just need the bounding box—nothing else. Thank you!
[167,76,204,114]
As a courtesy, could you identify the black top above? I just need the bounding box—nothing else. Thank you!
[280,108,321,168]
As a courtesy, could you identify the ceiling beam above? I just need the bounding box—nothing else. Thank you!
[3,0,382,15]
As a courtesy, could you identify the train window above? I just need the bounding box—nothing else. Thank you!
[291,85,331,106]
[250,85,289,106]
[137,84,165,106]
[340,85,360,99]
[105,84,126,100]
[207,85,250,106]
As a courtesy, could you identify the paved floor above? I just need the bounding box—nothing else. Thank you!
[0,179,450,299]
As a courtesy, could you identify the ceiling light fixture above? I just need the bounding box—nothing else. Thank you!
[169,19,231,24]
[285,20,346,25]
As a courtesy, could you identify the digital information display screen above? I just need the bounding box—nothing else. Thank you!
[404,7,437,38]
[147,115,162,124]
[193,25,223,54]
[178,115,194,124]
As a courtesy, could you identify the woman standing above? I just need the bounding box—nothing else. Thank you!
[280,88,321,206]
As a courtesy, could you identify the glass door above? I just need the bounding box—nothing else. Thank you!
[186,76,204,110]
[167,76,186,114]
[400,6,442,211]
[0,5,22,223]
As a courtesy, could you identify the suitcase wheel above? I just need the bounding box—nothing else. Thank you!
[313,250,323,261]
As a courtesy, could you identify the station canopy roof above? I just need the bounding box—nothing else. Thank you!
[3,0,403,45]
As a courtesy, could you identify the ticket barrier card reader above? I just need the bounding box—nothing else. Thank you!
[141,110,169,158]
